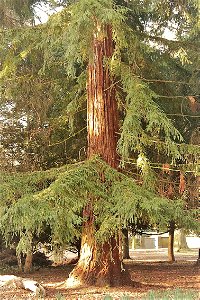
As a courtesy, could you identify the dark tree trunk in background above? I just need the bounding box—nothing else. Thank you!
[168,221,175,262]
[122,228,131,259]
[66,24,122,287]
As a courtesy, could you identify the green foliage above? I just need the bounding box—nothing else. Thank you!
[0,17,88,170]
[16,231,32,256]
[0,163,75,205]
[118,64,183,161]
[0,158,199,252]
[60,0,127,75]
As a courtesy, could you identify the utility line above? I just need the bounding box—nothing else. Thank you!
[48,126,87,147]
[140,78,191,85]
[123,170,199,188]
[158,94,200,99]
[166,114,200,118]
[124,160,199,173]
[126,157,200,167]
[149,139,200,148]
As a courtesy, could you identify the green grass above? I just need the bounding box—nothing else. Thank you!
[142,289,199,300]
[103,296,130,300]
[103,289,199,300]
[55,293,65,300]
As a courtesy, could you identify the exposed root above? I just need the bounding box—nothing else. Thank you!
[66,274,82,288]
[0,275,45,297]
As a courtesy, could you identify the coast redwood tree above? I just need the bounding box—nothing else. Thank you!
[67,23,122,286]
[0,0,199,289]
[61,0,199,287]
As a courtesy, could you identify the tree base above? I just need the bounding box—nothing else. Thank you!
[66,263,138,288]
[168,260,176,264]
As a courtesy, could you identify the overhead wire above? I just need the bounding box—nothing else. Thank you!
[48,126,87,147]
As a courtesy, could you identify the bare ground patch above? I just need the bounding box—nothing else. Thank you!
[0,250,199,299]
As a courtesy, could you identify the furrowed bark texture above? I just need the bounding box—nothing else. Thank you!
[87,25,119,168]
[66,24,122,287]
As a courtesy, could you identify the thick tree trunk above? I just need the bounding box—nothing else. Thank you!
[66,24,123,287]
[122,228,131,259]
[168,221,175,262]
[87,26,119,166]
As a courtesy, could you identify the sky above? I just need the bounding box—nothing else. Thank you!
[34,3,62,25]
[34,3,176,40]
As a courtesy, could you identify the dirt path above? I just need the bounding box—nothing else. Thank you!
[0,249,199,299]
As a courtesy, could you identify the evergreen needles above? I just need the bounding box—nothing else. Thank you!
[0,157,199,252]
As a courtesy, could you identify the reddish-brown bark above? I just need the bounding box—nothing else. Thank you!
[87,24,119,167]
[66,24,122,287]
